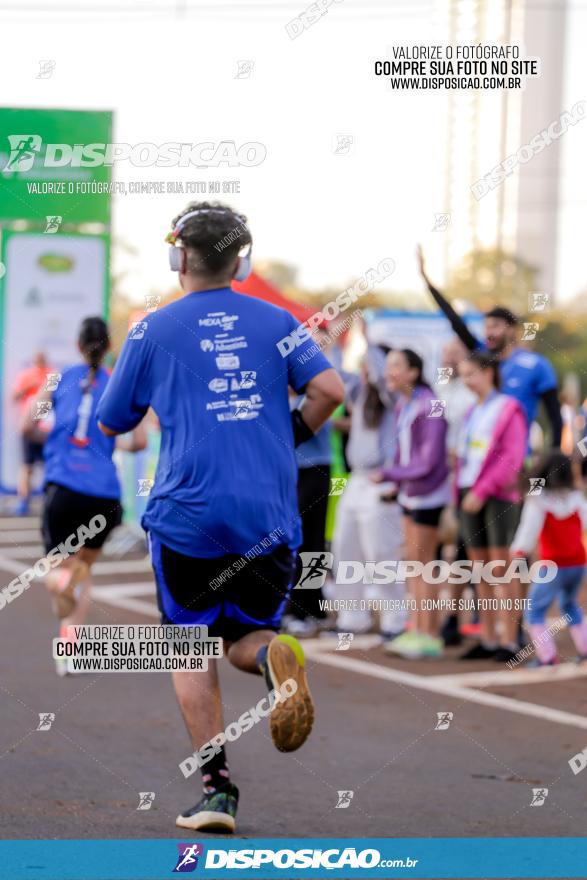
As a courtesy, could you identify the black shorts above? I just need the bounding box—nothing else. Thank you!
[42,482,123,553]
[458,488,520,549]
[22,437,45,466]
[401,505,444,527]
[148,532,295,642]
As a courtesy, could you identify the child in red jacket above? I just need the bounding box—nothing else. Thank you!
[512,451,587,665]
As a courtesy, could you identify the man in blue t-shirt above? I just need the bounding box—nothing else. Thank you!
[97,201,344,834]
[417,247,562,445]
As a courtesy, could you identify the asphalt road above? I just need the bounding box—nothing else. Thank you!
[1,512,587,847]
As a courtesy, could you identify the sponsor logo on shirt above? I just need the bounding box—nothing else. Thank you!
[512,351,539,369]
[208,378,229,393]
[216,354,240,370]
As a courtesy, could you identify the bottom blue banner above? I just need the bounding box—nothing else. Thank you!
[1,837,586,879]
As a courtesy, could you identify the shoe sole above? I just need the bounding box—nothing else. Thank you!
[267,635,314,753]
[175,810,235,833]
[48,560,89,619]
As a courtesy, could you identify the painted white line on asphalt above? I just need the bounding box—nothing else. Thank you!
[92,582,155,597]
[304,649,587,732]
[312,634,384,652]
[0,551,152,577]
[0,552,34,577]
[0,530,41,543]
[91,591,159,617]
[309,634,587,687]
[2,531,583,725]
[93,559,151,575]
[0,553,154,588]
[426,664,587,688]
[0,517,40,528]
[4,546,45,558]
[0,550,157,616]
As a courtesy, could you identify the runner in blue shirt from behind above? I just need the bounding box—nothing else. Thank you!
[97,201,344,834]
[22,317,146,676]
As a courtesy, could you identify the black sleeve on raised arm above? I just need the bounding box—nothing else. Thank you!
[541,387,563,448]
[425,280,479,351]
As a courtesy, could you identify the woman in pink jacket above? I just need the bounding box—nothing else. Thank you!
[456,351,527,663]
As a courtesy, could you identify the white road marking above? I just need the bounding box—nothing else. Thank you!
[92,582,155,597]
[309,634,587,687]
[304,648,587,732]
[2,515,584,730]
[0,547,151,573]
[0,552,29,577]
[90,593,159,616]
[4,546,45,558]
[0,545,157,612]
[313,634,384,652]
[424,665,587,688]
[0,551,153,584]
[0,517,40,528]
[0,530,41,543]
[90,583,158,616]
[93,559,151,575]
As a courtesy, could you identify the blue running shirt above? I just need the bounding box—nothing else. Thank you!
[97,288,332,557]
[43,365,120,499]
[476,342,556,428]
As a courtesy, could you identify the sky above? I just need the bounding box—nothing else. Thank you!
[0,0,585,305]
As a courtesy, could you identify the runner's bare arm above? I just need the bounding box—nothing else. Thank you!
[298,367,345,434]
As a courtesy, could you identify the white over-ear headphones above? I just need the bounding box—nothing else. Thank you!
[166,208,252,281]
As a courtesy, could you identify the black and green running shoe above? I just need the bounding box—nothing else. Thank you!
[176,783,239,833]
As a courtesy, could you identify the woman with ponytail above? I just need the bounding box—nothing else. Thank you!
[24,317,147,674]
[372,348,450,659]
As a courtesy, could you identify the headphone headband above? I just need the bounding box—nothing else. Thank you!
[166,208,249,244]
[166,207,252,281]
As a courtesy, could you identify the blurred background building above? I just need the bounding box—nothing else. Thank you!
[441,0,567,299]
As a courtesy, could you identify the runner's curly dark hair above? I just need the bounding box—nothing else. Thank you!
[171,201,252,277]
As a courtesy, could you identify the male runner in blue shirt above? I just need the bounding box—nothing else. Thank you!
[417,246,562,445]
[98,202,344,833]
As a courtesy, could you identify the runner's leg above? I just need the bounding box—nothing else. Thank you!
[173,662,225,758]
[412,522,441,639]
[490,548,521,652]
[360,484,407,636]
[332,474,371,632]
[468,548,497,646]
[173,662,238,832]
[403,513,418,629]
[59,547,101,628]
[227,628,275,673]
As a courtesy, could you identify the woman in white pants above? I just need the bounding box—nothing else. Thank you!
[332,347,407,636]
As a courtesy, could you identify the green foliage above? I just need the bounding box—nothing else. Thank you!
[535,315,587,396]
[446,247,538,314]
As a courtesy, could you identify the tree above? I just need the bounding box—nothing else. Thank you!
[447,248,538,314]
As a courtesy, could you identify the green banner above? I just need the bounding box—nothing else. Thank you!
[0,107,112,225]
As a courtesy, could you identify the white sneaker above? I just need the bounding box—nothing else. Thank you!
[55,656,70,677]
